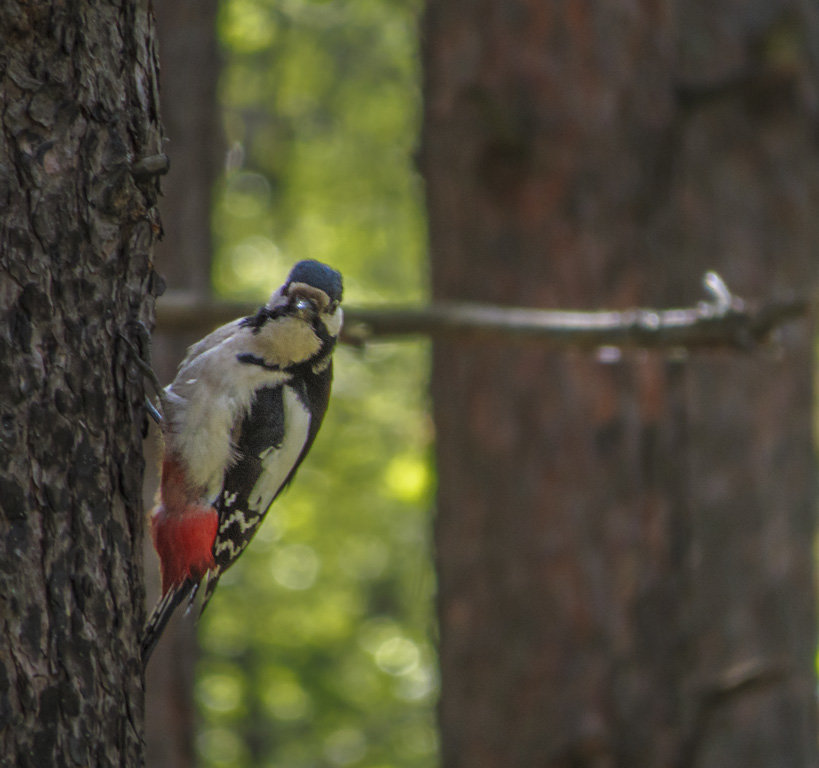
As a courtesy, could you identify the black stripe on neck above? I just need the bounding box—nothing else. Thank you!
[236,353,281,371]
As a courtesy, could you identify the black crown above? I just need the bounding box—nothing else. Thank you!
[286,260,343,303]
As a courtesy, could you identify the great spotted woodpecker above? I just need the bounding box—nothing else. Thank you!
[141,260,343,663]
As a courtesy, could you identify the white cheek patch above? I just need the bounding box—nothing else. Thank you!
[254,316,322,368]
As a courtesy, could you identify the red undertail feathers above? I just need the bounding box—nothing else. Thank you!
[150,455,218,594]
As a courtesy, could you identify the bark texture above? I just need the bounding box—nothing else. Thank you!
[145,2,221,766]
[0,2,163,765]
[423,2,818,767]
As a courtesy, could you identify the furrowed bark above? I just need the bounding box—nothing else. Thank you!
[0,2,163,765]
[423,1,818,766]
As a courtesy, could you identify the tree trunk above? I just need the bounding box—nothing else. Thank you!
[145,3,221,767]
[423,2,818,767]
[0,2,163,765]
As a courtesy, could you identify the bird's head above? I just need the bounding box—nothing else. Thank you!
[279,259,344,339]
[241,260,343,366]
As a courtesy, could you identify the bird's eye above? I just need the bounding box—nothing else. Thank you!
[293,297,316,314]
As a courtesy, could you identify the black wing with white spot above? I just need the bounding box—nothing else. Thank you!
[199,361,333,610]
[212,385,288,572]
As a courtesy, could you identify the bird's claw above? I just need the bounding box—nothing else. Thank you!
[120,321,166,424]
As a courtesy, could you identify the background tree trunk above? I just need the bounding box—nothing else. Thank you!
[0,2,163,765]
[145,2,222,767]
[423,2,818,767]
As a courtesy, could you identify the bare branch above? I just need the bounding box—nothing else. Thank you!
[342,298,808,349]
[155,273,810,351]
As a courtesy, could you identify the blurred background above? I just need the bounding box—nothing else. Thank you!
[144,2,819,767]
[145,1,435,767]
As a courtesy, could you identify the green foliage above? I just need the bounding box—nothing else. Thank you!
[202,1,434,766]
[213,0,425,303]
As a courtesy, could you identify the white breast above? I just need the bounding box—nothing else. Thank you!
[164,329,290,497]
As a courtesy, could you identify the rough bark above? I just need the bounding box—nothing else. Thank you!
[0,2,163,766]
[423,2,817,767]
[145,2,221,766]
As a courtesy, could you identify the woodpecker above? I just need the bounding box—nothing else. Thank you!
[141,259,343,663]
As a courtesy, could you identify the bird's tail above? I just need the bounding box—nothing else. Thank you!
[198,569,223,618]
[141,578,197,665]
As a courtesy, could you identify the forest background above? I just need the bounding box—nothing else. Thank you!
[148,1,819,766]
[2,1,816,767]
[153,1,436,766]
